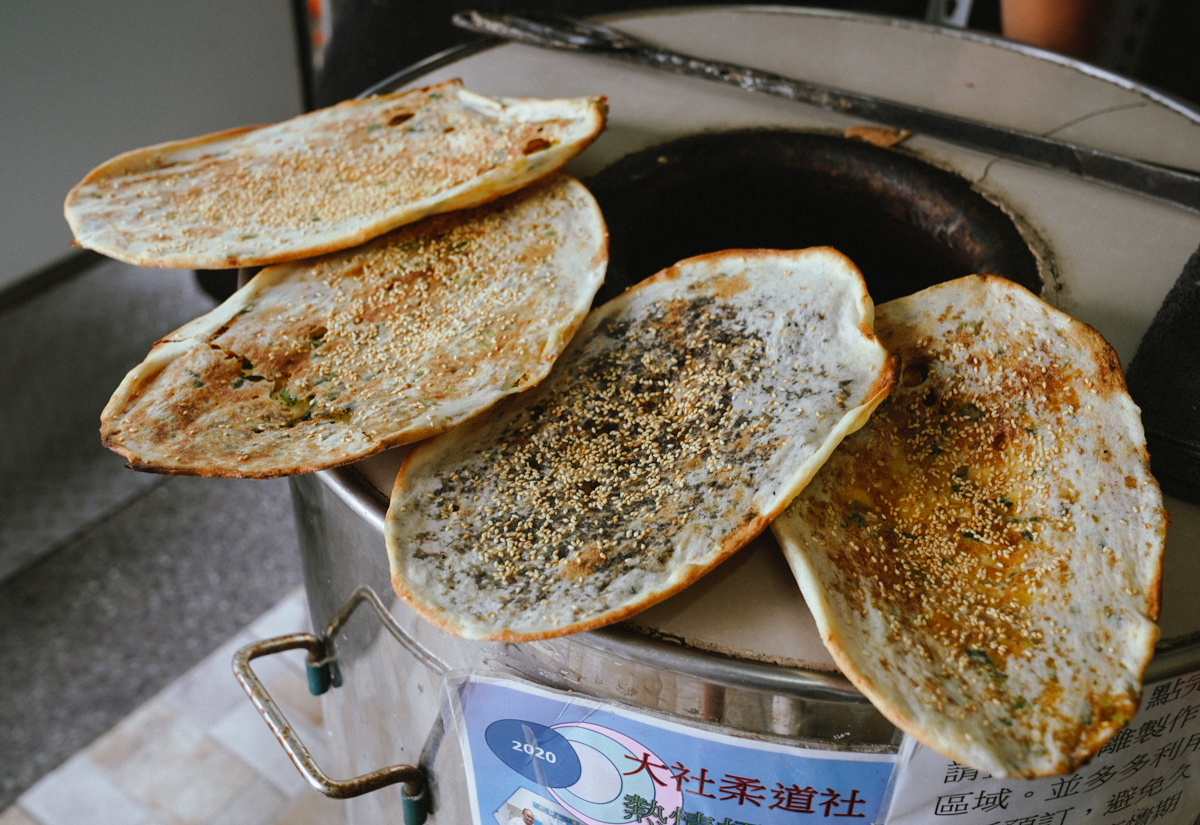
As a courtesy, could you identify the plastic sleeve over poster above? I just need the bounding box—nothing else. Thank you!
[881,669,1200,825]
[442,673,898,825]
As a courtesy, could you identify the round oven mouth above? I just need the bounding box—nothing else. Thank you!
[585,129,1042,306]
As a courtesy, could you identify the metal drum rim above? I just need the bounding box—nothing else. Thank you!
[358,4,1200,129]
[318,465,871,701]
[319,4,1200,697]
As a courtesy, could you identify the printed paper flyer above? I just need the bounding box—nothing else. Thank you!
[443,673,898,825]
[883,669,1200,825]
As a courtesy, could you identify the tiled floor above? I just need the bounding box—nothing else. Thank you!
[0,257,308,809]
[0,255,217,583]
[0,474,305,808]
[1,588,344,825]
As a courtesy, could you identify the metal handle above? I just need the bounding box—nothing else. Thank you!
[321,585,449,677]
[232,633,428,813]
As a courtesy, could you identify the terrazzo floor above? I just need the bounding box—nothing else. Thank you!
[1,257,327,821]
[0,588,343,825]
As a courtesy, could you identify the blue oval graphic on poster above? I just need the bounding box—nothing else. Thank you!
[485,719,582,787]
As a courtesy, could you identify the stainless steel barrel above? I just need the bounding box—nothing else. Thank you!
[245,8,1200,823]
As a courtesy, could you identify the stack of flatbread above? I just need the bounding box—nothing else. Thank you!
[76,80,610,475]
[70,82,1166,780]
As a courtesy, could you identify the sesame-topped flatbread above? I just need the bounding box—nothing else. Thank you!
[772,275,1166,778]
[65,80,606,269]
[100,174,607,478]
[386,247,898,641]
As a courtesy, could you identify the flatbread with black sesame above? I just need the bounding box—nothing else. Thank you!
[386,247,898,641]
[772,275,1166,778]
[100,174,607,478]
[65,80,606,269]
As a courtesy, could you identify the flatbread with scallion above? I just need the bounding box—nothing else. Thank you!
[100,174,607,478]
[65,80,606,269]
[772,275,1165,778]
[386,247,898,641]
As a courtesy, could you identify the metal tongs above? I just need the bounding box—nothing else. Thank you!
[453,10,1200,214]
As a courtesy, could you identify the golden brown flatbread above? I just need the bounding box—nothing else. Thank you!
[772,275,1166,777]
[65,80,606,269]
[386,247,898,641]
[100,174,607,478]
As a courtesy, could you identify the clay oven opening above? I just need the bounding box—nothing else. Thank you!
[587,129,1041,306]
